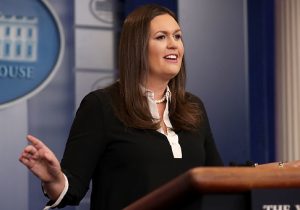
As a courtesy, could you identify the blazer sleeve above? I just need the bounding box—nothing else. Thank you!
[56,91,108,207]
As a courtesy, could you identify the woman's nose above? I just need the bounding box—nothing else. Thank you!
[167,36,178,49]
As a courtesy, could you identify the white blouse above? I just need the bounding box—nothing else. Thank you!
[142,86,182,158]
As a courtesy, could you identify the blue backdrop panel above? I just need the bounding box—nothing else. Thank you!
[179,0,250,164]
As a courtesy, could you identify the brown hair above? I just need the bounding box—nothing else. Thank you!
[115,4,202,132]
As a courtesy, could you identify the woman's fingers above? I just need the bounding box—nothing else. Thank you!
[19,156,29,166]
[19,151,36,168]
[26,135,47,150]
[24,145,38,155]
[19,135,62,183]
[21,145,55,166]
[19,145,35,160]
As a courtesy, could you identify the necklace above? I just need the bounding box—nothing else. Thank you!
[154,95,166,104]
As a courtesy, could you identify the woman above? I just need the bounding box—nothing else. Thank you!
[19,4,298,210]
[20,4,222,209]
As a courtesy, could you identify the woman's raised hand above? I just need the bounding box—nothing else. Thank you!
[19,135,66,200]
[19,135,63,183]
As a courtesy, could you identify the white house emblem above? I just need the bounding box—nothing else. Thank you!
[0,0,64,109]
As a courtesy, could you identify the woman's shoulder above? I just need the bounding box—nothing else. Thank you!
[185,92,205,108]
[91,81,119,95]
[88,81,119,99]
[79,81,120,107]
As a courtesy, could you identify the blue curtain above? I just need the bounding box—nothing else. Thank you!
[248,0,275,163]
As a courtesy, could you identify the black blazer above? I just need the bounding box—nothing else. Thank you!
[54,82,223,210]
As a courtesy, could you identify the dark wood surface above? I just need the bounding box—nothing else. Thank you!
[124,167,300,210]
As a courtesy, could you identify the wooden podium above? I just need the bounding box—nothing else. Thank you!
[124,167,300,210]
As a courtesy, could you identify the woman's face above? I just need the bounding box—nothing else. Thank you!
[147,14,184,84]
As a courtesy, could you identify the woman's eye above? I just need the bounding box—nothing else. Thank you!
[156,35,165,40]
[174,34,182,40]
